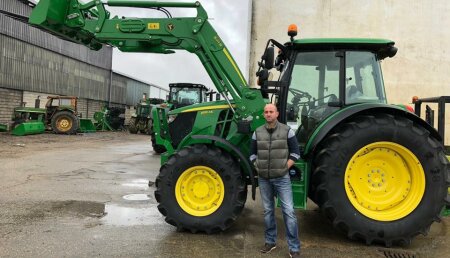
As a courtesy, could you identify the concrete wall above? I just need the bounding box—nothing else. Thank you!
[250,0,450,144]
[0,88,21,126]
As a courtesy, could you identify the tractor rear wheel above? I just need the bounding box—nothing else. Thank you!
[128,118,138,134]
[51,111,79,134]
[155,144,247,233]
[311,114,448,246]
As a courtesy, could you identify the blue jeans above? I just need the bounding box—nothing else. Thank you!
[258,173,300,252]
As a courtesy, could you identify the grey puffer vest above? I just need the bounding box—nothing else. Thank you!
[255,122,290,179]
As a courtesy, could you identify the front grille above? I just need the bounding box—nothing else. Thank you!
[214,109,233,138]
[168,112,196,148]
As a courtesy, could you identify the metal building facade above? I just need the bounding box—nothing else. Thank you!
[0,0,168,125]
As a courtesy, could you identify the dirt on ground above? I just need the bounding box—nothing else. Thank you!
[0,131,135,158]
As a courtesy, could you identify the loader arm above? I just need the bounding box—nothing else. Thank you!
[29,0,265,120]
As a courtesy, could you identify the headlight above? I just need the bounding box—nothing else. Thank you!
[168,114,177,123]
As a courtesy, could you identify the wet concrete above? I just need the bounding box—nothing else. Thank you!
[0,132,448,257]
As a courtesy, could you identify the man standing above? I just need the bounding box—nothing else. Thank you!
[250,103,301,258]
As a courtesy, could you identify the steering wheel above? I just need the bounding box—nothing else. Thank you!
[289,88,312,99]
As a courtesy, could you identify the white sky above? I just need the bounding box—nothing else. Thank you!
[108,0,251,91]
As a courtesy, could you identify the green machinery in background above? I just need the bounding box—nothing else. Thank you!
[10,107,46,136]
[11,96,95,136]
[93,105,125,131]
[0,123,7,132]
[129,95,164,134]
[150,83,215,153]
[30,0,449,246]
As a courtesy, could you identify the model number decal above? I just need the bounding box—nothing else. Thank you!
[200,110,213,115]
[148,23,160,30]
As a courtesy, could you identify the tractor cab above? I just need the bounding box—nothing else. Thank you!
[168,83,209,109]
[45,96,78,118]
[257,29,398,149]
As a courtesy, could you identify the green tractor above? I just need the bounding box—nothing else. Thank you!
[12,96,81,135]
[30,0,449,246]
[150,83,212,153]
[129,95,164,134]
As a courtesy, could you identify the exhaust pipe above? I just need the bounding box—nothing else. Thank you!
[35,96,41,108]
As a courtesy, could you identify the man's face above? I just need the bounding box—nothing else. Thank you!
[263,104,279,123]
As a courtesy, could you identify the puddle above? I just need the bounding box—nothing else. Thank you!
[122,179,149,188]
[123,194,150,201]
[50,200,105,218]
[101,204,163,226]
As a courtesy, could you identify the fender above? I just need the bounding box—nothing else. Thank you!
[191,135,257,200]
[304,103,442,157]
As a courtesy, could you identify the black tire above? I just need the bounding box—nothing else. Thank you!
[154,144,247,233]
[311,113,448,246]
[151,134,166,153]
[128,118,138,134]
[51,111,79,134]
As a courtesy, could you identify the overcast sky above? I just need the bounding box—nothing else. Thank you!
[108,0,251,91]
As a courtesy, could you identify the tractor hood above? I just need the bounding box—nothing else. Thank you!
[168,100,235,115]
[14,107,46,113]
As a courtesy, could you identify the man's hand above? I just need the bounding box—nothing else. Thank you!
[287,159,295,169]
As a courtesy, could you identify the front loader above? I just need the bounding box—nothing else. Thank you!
[30,0,449,246]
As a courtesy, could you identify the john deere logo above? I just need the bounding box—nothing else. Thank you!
[167,24,175,31]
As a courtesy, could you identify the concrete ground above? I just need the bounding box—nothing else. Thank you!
[0,132,448,258]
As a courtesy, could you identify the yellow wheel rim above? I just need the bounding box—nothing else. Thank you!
[57,117,72,132]
[345,141,425,221]
[175,166,224,216]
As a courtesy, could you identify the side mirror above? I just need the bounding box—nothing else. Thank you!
[216,93,221,101]
[256,69,269,86]
[262,47,274,69]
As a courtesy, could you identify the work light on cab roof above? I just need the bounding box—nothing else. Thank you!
[288,24,298,40]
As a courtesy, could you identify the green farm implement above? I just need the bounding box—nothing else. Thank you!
[93,106,125,131]
[0,123,8,132]
[30,0,449,246]
[11,96,95,135]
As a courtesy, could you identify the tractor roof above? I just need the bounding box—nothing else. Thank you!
[292,38,395,51]
[169,83,209,90]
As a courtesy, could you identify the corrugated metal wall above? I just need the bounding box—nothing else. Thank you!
[0,0,112,70]
[114,73,167,106]
[0,0,168,127]
[0,34,112,100]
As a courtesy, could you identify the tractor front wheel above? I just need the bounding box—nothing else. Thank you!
[51,111,79,134]
[155,144,247,233]
[311,114,448,246]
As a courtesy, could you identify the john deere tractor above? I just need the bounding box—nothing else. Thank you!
[150,83,211,153]
[30,0,449,246]
[12,96,81,134]
[129,96,164,134]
